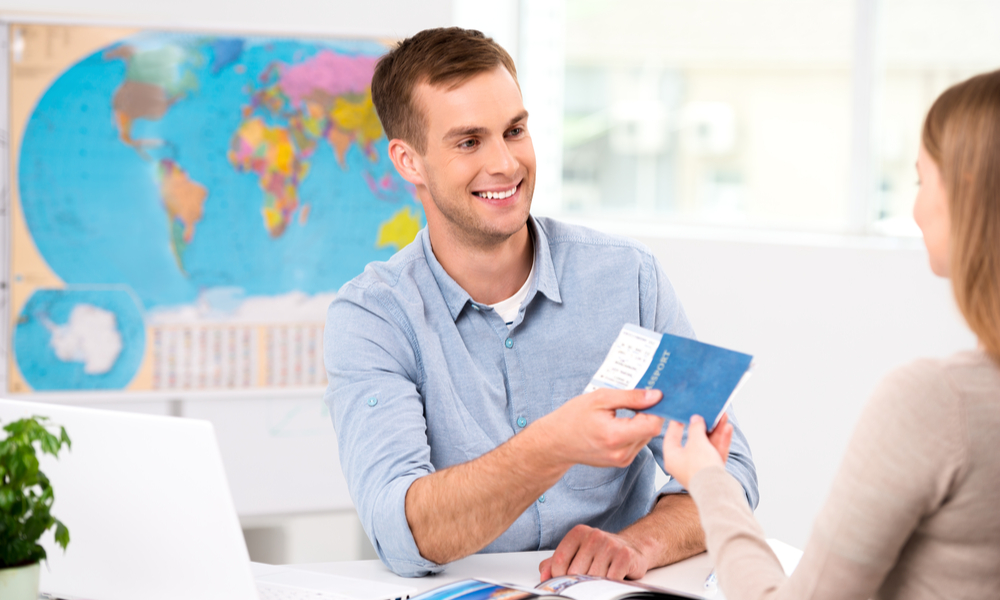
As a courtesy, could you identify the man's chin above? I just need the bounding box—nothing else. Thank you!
[431,190,532,248]
[474,226,526,247]
[459,214,530,248]
[490,207,532,239]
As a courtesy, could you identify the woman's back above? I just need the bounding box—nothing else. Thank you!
[876,350,1000,598]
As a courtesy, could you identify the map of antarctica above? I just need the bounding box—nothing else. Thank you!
[9,24,424,392]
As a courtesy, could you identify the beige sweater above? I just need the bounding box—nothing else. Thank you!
[690,350,1000,600]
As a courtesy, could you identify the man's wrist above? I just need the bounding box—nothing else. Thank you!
[617,493,705,570]
[508,417,575,484]
[616,520,660,567]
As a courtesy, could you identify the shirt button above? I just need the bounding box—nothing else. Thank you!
[366,397,378,407]
[505,338,514,349]
[472,304,480,311]
[516,416,527,428]
[538,494,546,503]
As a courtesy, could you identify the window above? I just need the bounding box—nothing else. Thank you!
[873,0,1000,235]
[513,0,1000,236]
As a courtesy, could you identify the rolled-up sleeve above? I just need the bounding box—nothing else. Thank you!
[639,252,760,509]
[323,286,442,577]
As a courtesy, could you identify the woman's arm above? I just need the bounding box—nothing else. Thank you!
[665,361,966,600]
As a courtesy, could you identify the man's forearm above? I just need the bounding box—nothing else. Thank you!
[405,388,665,566]
[618,493,706,568]
[404,423,569,564]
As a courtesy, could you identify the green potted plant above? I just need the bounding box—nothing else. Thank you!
[0,416,71,600]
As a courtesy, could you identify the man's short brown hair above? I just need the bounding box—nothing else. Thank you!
[371,27,518,154]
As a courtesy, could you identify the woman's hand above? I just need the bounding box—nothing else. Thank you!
[661,413,734,489]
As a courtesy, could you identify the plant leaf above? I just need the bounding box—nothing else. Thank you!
[54,520,70,550]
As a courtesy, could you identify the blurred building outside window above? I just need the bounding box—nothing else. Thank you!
[509,0,1000,240]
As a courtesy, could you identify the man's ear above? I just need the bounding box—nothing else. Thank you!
[388,139,425,187]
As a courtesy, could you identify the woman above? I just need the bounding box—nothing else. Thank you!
[663,70,1000,599]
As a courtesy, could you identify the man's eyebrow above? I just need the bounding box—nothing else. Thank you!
[507,111,529,128]
[443,125,488,140]
[442,111,530,141]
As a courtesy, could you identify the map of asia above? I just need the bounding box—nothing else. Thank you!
[9,24,424,393]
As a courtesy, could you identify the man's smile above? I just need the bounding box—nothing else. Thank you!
[473,183,520,203]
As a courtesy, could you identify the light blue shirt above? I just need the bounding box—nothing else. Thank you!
[324,217,758,577]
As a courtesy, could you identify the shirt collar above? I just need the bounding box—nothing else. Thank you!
[420,216,563,322]
[529,217,562,306]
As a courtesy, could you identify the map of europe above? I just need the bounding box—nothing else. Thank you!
[14,31,424,391]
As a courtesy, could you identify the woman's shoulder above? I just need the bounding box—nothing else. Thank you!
[938,349,1000,383]
[869,350,998,432]
[883,350,999,396]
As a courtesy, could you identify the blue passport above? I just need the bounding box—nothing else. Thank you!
[584,324,753,429]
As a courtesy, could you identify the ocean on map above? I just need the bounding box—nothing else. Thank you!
[18,32,424,311]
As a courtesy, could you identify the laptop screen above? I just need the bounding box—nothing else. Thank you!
[0,399,258,600]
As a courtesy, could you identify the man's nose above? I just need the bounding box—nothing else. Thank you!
[484,136,518,177]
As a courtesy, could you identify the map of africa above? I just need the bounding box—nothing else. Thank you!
[11,26,424,392]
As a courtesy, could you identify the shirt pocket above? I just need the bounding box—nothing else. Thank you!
[563,463,630,490]
[549,375,631,490]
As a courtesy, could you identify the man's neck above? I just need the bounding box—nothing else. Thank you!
[428,222,534,306]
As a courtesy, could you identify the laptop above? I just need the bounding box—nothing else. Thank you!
[0,398,414,600]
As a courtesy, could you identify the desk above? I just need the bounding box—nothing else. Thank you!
[276,539,801,598]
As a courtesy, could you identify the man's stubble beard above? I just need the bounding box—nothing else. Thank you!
[425,173,535,250]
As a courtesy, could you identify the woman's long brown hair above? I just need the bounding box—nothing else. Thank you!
[922,70,1000,362]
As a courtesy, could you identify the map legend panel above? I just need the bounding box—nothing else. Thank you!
[264,324,327,388]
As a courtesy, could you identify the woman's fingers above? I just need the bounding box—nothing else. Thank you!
[664,419,686,449]
[688,414,708,439]
[708,413,733,461]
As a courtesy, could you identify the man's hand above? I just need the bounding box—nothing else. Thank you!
[661,413,733,489]
[539,525,652,581]
[538,388,665,470]
[538,493,707,581]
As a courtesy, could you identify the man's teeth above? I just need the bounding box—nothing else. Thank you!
[476,186,517,200]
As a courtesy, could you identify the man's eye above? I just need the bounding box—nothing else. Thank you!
[460,139,477,148]
[507,127,523,137]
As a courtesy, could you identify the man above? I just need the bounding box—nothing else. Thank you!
[324,27,758,580]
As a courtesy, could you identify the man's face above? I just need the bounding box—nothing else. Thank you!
[409,66,536,248]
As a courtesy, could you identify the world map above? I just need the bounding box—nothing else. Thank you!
[14,31,424,391]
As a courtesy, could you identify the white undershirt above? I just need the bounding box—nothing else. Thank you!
[489,257,536,328]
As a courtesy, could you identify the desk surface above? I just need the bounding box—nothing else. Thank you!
[279,539,801,598]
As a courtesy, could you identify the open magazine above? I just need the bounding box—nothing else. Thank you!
[409,575,703,600]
